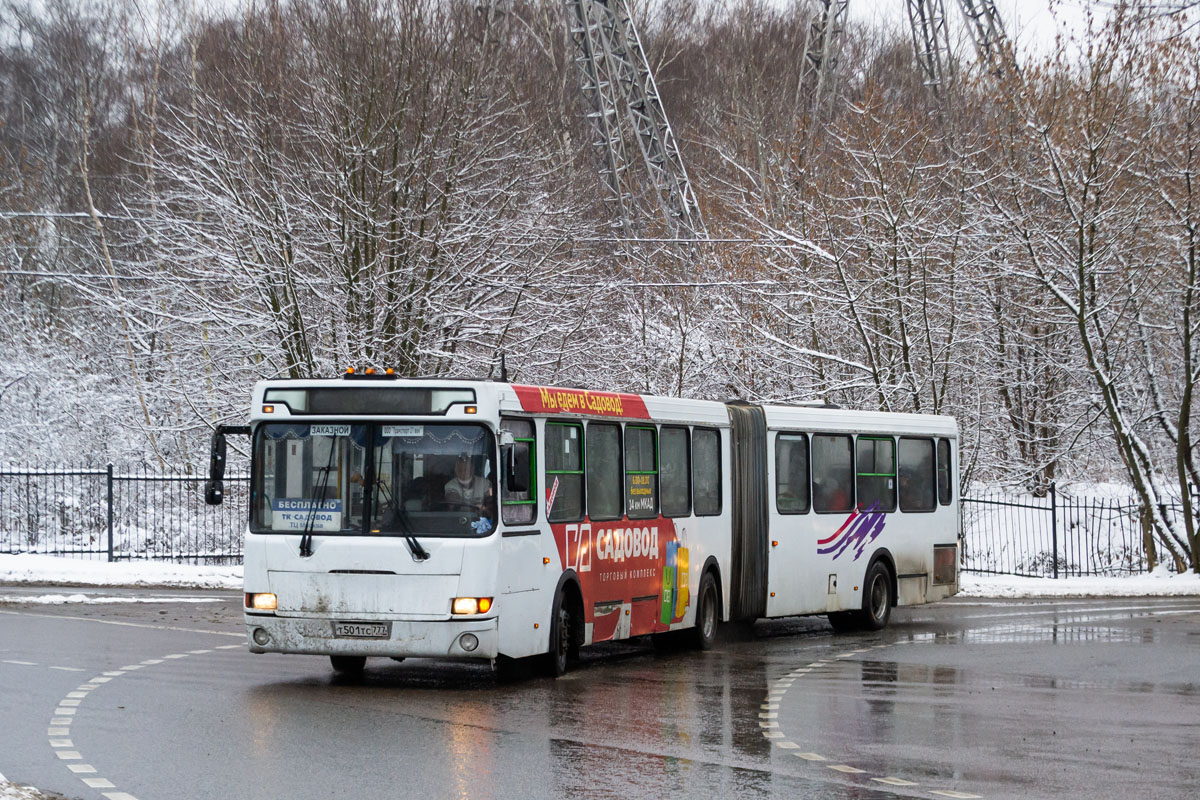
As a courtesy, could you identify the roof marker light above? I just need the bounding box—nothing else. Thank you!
[346,367,356,374]
[365,367,376,375]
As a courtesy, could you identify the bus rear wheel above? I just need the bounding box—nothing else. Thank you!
[689,571,719,650]
[860,560,893,631]
[330,655,366,676]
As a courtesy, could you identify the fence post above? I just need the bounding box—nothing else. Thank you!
[106,463,114,562]
[1050,481,1058,579]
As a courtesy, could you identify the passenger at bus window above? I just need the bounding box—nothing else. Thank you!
[444,455,493,510]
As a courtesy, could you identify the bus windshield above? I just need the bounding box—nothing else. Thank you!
[252,423,496,537]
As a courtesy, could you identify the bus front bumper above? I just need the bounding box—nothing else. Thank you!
[244,615,499,659]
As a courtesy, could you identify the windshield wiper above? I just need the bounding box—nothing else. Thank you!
[373,475,429,562]
[300,446,337,558]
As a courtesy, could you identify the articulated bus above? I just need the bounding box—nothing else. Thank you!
[205,373,959,676]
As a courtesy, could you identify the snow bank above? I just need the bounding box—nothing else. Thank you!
[0,554,241,590]
[960,565,1200,598]
[2,553,1197,598]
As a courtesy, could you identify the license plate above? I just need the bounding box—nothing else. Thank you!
[333,621,391,639]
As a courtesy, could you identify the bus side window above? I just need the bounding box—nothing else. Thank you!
[546,422,585,522]
[775,433,810,514]
[692,428,721,516]
[587,422,622,521]
[813,434,854,513]
[937,438,953,505]
[857,436,896,512]
[660,426,691,518]
[625,425,658,520]
[898,437,936,513]
[501,418,536,526]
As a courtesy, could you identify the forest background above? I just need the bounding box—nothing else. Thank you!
[1,0,1198,569]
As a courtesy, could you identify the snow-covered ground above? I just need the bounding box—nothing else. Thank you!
[0,554,241,590]
[1,553,1197,598]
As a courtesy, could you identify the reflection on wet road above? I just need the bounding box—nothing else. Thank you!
[2,596,1198,799]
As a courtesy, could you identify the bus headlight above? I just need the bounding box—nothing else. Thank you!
[246,592,278,612]
[452,597,493,615]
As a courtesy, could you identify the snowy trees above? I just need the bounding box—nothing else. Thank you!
[1,0,1197,568]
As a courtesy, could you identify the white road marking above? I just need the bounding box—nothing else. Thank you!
[216,644,243,649]
[42,639,234,800]
[2,660,37,665]
[49,666,85,672]
[0,608,242,637]
[762,640,987,799]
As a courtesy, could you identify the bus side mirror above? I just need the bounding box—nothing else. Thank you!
[204,424,249,506]
[205,431,228,506]
[504,442,530,494]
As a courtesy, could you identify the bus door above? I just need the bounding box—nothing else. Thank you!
[768,431,837,616]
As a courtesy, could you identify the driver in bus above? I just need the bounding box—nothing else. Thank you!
[444,454,493,511]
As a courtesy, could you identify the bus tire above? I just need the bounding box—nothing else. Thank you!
[826,611,859,634]
[689,571,719,650]
[330,655,366,676]
[859,559,893,631]
[544,588,576,677]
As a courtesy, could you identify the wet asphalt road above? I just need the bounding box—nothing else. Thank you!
[1,589,1198,800]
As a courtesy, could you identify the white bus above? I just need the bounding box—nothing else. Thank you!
[205,373,959,676]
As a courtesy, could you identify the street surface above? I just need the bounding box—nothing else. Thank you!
[1,589,1198,800]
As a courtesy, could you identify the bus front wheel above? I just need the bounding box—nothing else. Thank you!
[330,655,366,676]
[544,589,577,677]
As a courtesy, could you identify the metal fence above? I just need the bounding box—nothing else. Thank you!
[960,483,1193,577]
[1,465,1191,576]
[0,465,249,563]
